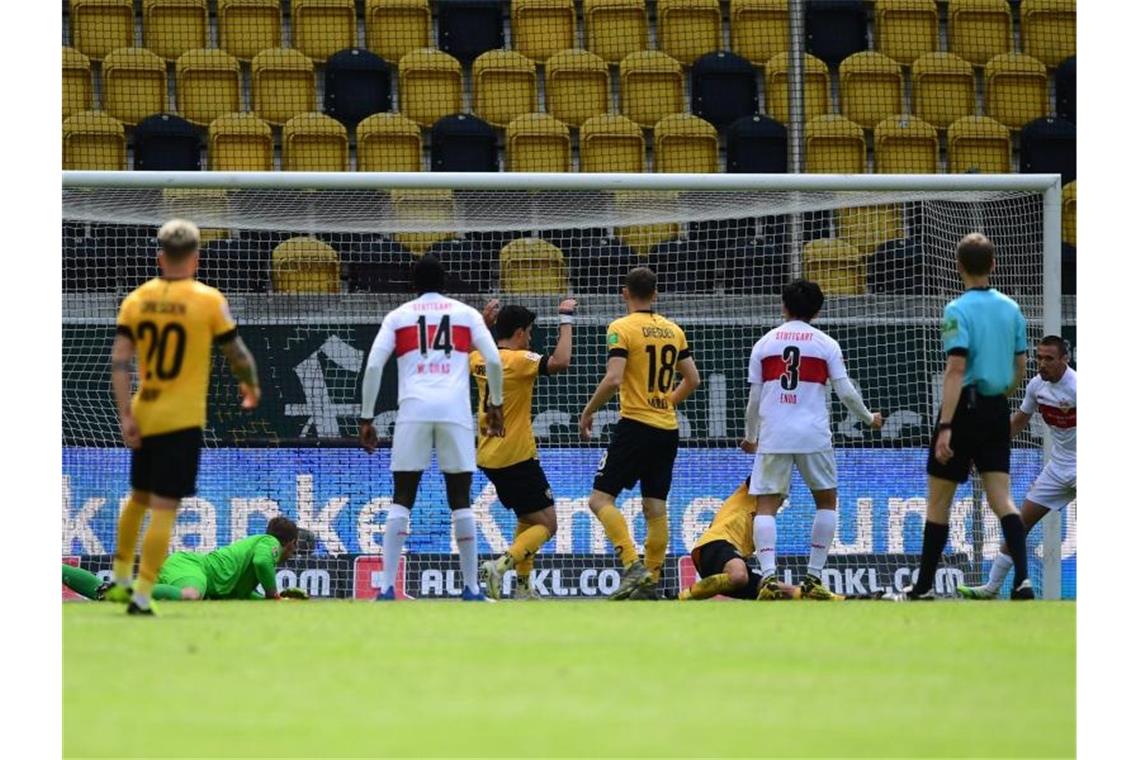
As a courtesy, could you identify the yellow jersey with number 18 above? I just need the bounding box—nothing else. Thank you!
[606,310,690,431]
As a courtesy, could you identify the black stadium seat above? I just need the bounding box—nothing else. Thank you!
[430,114,499,172]
[805,0,868,67]
[1055,56,1076,125]
[1020,117,1076,185]
[324,48,392,128]
[438,0,504,63]
[690,51,759,129]
[726,115,788,173]
[133,114,200,171]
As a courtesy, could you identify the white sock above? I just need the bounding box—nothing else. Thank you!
[753,515,777,579]
[380,504,411,593]
[807,509,837,579]
[130,592,150,610]
[452,508,480,593]
[986,553,1014,593]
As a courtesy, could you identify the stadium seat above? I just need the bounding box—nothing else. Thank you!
[765,52,830,124]
[500,238,569,294]
[217,0,282,62]
[507,114,571,172]
[283,112,350,171]
[208,113,275,171]
[873,116,938,173]
[544,49,610,127]
[69,0,134,61]
[946,115,1010,173]
[472,50,538,128]
[579,114,646,172]
[1055,56,1075,124]
[175,49,242,127]
[803,238,865,295]
[430,114,499,172]
[726,115,787,172]
[1062,181,1075,247]
[324,48,392,128]
[653,114,719,173]
[805,0,868,67]
[102,48,168,126]
[343,237,415,293]
[561,236,635,293]
[357,112,422,171]
[948,0,1012,66]
[804,115,865,173]
[251,48,317,125]
[657,0,722,66]
[133,113,201,170]
[730,0,788,66]
[161,190,231,245]
[874,0,938,65]
[271,237,341,293]
[392,190,457,253]
[648,240,720,292]
[398,48,463,127]
[614,191,680,254]
[63,111,127,170]
[868,238,922,294]
[199,238,272,293]
[984,53,1048,129]
[911,52,976,130]
[723,240,788,294]
[292,0,357,63]
[584,0,648,64]
[1019,117,1076,184]
[690,52,759,130]
[365,0,432,64]
[438,0,504,63]
[1021,0,1076,68]
[143,0,208,61]
[619,51,685,128]
[835,205,903,255]
[512,0,576,63]
[839,52,904,130]
[62,47,93,121]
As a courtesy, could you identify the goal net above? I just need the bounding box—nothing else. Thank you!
[62,172,1071,600]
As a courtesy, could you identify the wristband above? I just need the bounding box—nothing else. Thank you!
[559,313,575,325]
[938,422,953,431]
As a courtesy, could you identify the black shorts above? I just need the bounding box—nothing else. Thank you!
[592,418,680,500]
[482,458,555,516]
[691,540,761,600]
[130,427,203,499]
[926,389,1011,483]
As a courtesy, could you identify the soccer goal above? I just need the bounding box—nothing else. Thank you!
[61,171,1070,600]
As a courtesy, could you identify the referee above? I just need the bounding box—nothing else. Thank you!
[899,233,1033,600]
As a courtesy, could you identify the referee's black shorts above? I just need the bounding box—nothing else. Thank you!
[130,427,204,499]
[481,458,555,516]
[592,417,680,500]
[926,389,1011,483]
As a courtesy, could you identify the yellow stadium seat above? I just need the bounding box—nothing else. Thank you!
[803,239,865,295]
[614,191,680,255]
[620,51,684,129]
[473,50,538,128]
[272,237,341,294]
[143,0,208,61]
[874,0,938,65]
[1021,0,1076,68]
[835,206,904,255]
[653,113,718,173]
[392,190,457,254]
[252,48,316,125]
[658,0,722,66]
[804,115,865,174]
[544,49,610,127]
[399,48,463,127]
[292,0,357,63]
[949,0,1012,66]
[162,189,230,242]
[507,113,571,172]
[208,113,275,171]
[584,0,648,64]
[946,115,1010,173]
[1062,181,1076,247]
[102,48,168,126]
[69,0,134,61]
[730,0,788,66]
[218,0,282,62]
[357,112,423,171]
[874,116,939,173]
[63,111,126,170]
[839,52,903,130]
[911,52,976,129]
[62,47,93,121]
[512,0,576,63]
[501,238,569,294]
[984,53,1048,129]
[176,49,242,127]
[766,52,830,124]
[283,113,350,171]
[580,114,645,172]
[365,0,432,64]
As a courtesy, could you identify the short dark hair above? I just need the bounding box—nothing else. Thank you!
[956,233,995,276]
[494,305,536,341]
[1038,334,1070,357]
[626,266,657,299]
[267,516,299,548]
[413,254,446,293]
[782,279,825,321]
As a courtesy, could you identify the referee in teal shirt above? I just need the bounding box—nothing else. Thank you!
[899,233,1033,600]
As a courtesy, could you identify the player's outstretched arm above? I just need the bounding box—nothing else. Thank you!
[833,377,883,430]
[1010,410,1032,439]
[109,333,140,449]
[670,356,701,406]
[579,356,625,439]
[545,298,577,374]
[220,336,261,410]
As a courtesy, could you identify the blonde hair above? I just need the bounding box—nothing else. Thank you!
[157,219,201,259]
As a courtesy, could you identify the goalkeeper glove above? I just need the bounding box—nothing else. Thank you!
[280,587,309,600]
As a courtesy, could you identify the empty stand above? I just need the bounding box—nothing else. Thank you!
[69,0,134,60]
[874,116,939,173]
[868,238,922,294]
[911,52,976,130]
[472,50,538,128]
[619,51,685,128]
[874,0,938,65]
[62,47,93,121]
[63,111,127,170]
[1055,56,1076,124]
[803,238,865,295]
[730,0,788,66]
[507,114,571,172]
[654,114,719,173]
[143,0,208,61]
[835,205,903,255]
[438,0,504,63]
[765,52,830,124]
[343,237,417,293]
[398,48,463,127]
[726,115,787,173]
[271,237,341,294]
[392,190,457,253]
[579,114,646,172]
[563,236,635,293]
[324,48,392,127]
[648,239,720,292]
[657,0,723,66]
[690,51,759,130]
[804,115,865,173]
[292,0,357,63]
[133,113,201,171]
[1062,181,1076,247]
[430,114,498,172]
[946,115,1010,173]
[283,112,350,171]
[544,49,610,127]
[1019,117,1076,185]
[805,0,867,67]
[251,48,317,125]
[500,238,569,294]
[102,48,168,126]
[364,0,431,63]
[839,51,904,130]
[948,0,1012,66]
[723,241,788,294]
[984,53,1049,129]
[1021,0,1076,68]
[584,0,649,64]
[217,0,282,62]
[176,49,242,127]
[512,0,576,63]
[614,191,680,254]
[357,112,423,171]
[200,237,272,293]
[208,113,275,171]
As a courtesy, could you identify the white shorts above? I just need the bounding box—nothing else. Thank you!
[749,451,838,496]
[390,421,476,474]
[1025,461,1076,512]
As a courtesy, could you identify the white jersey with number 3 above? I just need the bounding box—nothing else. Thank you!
[1020,367,1076,473]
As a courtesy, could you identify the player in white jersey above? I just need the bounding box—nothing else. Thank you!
[741,280,883,600]
[359,255,505,601]
[959,335,1075,599]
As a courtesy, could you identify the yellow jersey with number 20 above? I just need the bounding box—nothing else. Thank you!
[606,310,690,431]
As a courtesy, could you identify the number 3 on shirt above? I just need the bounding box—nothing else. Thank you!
[781,346,800,391]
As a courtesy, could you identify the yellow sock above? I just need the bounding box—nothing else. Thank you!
[682,573,737,600]
[644,514,668,581]
[597,505,638,568]
[135,507,176,601]
[112,496,148,584]
[508,523,549,571]
[513,523,535,577]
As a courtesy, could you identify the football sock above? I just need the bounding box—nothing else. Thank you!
[985,552,1014,593]
[1000,514,1029,587]
[596,504,638,568]
[807,509,837,579]
[913,520,949,596]
[62,564,103,600]
[686,573,737,600]
[134,507,176,608]
[513,522,535,578]
[380,504,411,593]
[507,524,551,568]
[644,514,668,581]
[753,515,777,579]
[452,508,480,593]
[152,584,185,601]
[112,496,148,586]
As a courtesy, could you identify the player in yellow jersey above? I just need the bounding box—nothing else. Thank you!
[471,298,576,600]
[579,267,701,600]
[106,219,261,615]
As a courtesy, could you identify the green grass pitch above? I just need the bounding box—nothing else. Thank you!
[64,600,1074,758]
